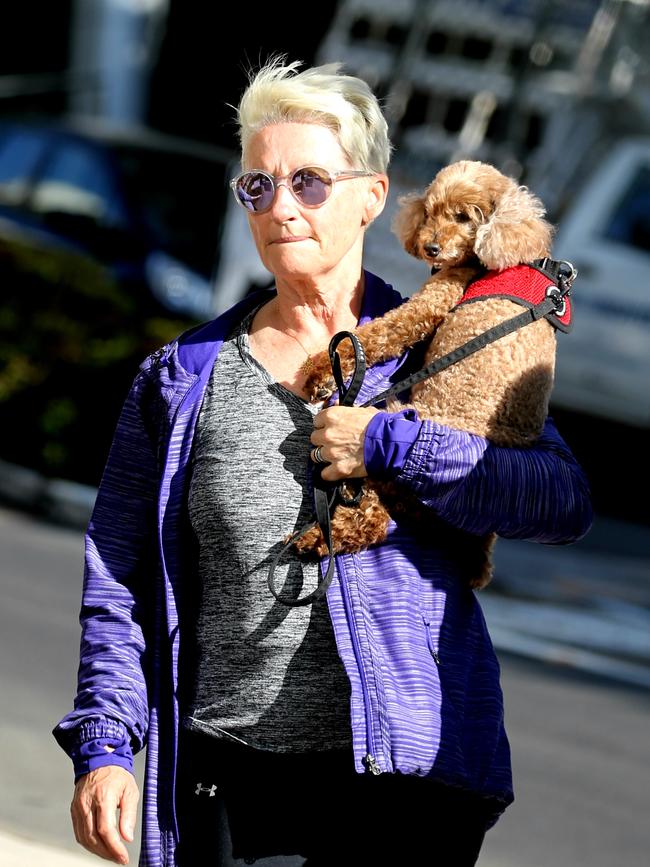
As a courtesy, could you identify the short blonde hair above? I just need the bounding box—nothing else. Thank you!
[235,56,392,173]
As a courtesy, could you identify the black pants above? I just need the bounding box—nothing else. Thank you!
[175,729,490,866]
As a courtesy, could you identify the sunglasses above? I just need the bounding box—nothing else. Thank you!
[229,165,375,214]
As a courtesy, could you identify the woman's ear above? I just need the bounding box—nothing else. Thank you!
[362,173,389,226]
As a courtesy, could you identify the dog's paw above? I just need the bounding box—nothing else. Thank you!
[290,525,329,557]
[304,351,337,401]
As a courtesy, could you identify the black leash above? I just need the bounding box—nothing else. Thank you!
[268,260,575,606]
[267,333,367,606]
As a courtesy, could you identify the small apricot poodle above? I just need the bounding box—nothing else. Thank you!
[296,160,558,588]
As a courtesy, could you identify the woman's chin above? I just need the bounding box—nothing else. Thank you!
[265,246,322,278]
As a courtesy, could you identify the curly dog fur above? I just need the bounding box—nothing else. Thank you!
[294,160,557,588]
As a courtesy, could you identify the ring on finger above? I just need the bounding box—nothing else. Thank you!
[311,446,327,465]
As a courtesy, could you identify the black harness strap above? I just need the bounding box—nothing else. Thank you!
[362,293,562,408]
[363,260,573,408]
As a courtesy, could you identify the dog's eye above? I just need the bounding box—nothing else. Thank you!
[454,212,471,223]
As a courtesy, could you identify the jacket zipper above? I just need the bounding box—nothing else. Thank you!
[338,556,384,775]
[364,753,382,775]
[142,343,169,373]
[331,370,411,776]
[423,617,441,665]
[157,364,201,843]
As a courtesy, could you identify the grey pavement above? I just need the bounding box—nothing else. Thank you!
[487,525,650,688]
[1,829,101,866]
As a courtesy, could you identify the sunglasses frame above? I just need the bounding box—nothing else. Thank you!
[229,165,375,214]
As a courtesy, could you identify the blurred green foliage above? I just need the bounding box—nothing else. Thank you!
[0,235,196,485]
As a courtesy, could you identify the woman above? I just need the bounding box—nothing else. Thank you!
[54,59,592,867]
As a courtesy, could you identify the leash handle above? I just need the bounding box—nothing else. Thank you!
[267,498,337,607]
[327,331,366,501]
[328,331,366,407]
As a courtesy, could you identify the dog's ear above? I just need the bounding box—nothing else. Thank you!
[392,193,427,258]
[474,183,554,270]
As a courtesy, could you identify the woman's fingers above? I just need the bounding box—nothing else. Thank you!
[311,441,365,480]
[71,782,98,850]
[72,791,119,862]
[312,406,380,443]
[311,406,380,480]
[71,767,137,864]
[94,791,129,863]
[119,779,140,843]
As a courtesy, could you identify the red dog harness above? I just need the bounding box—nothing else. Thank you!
[457,262,573,332]
[359,258,576,409]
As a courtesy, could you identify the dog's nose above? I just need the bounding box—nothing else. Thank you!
[424,243,441,257]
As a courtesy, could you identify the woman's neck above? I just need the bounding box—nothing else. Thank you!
[246,267,366,398]
[269,271,365,345]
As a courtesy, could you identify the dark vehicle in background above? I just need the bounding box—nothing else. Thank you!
[551,137,650,431]
[0,117,235,487]
[549,137,650,524]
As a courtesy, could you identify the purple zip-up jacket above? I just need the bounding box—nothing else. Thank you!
[53,270,592,866]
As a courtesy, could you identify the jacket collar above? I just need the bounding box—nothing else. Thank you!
[170,269,404,383]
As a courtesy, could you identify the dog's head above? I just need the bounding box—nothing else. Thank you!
[392,160,553,271]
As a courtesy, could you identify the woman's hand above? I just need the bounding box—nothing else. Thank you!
[310,406,381,482]
[71,765,139,864]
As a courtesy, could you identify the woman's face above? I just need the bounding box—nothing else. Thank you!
[242,122,387,285]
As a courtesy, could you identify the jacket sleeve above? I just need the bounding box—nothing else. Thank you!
[52,366,162,779]
[364,409,593,544]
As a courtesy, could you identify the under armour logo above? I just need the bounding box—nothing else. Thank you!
[194,782,218,797]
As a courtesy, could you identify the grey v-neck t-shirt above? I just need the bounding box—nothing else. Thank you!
[184,303,353,752]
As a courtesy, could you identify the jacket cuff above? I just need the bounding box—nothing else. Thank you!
[395,418,489,496]
[53,717,135,781]
[363,409,422,479]
[71,736,134,783]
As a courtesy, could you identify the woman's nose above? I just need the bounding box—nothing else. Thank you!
[268,182,299,221]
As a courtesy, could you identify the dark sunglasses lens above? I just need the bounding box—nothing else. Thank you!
[292,167,332,206]
[237,172,274,212]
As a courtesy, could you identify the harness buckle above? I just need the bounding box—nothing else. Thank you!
[545,284,567,317]
[557,260,578,292]
[337,480,364,507]
[544,260,577,318]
